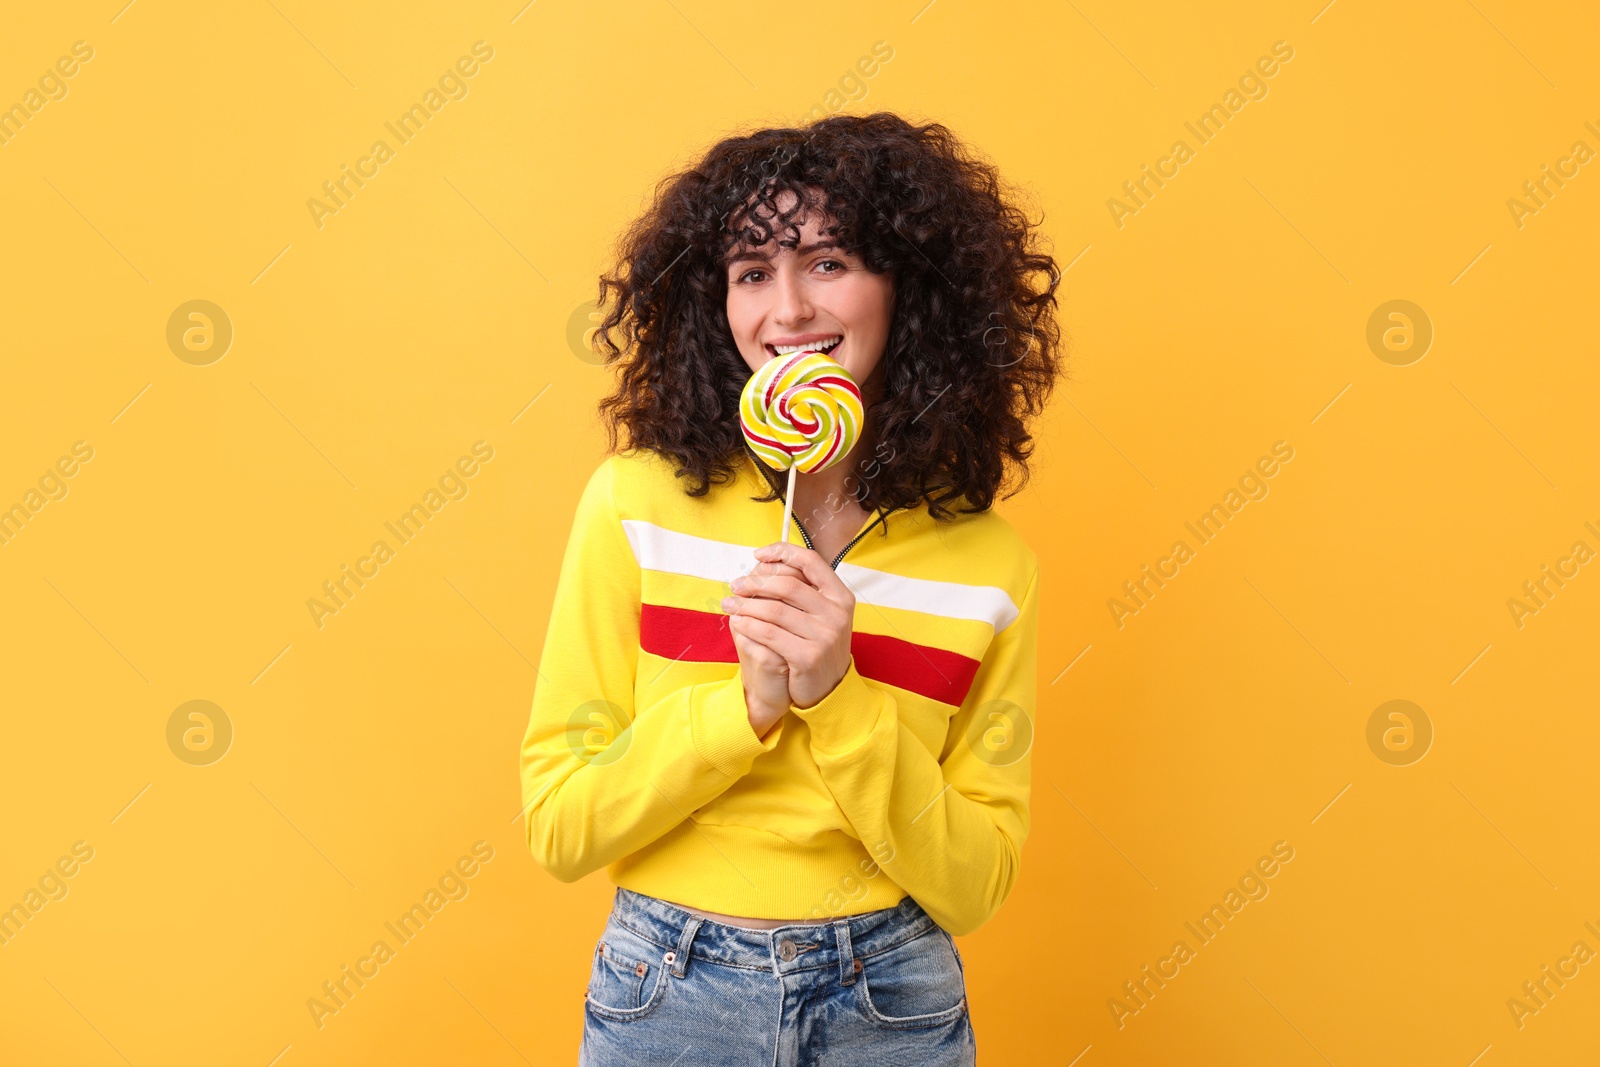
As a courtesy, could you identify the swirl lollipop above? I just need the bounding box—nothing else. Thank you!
[740,349,863,544]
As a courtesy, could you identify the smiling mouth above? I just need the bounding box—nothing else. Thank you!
[766,335,843,359]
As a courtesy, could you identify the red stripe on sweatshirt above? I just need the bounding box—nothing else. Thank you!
[639,603,982,707]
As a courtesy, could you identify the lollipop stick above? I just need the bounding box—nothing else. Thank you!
[779,465,796,545]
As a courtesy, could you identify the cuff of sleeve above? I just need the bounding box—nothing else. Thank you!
[791,658,886,758]
[691,670,786,777]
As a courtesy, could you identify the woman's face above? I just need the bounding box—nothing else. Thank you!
[724,191,895,396]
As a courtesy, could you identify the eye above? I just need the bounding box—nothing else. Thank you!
[735,268,768,284]
[815,259,846,274]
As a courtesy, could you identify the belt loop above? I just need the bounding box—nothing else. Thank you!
[670,916,702,978]
[834,920,858,986]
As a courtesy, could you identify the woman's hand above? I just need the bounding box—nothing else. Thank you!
[723,542,856,710]
[728,624,790,738]
[724,558,807,737]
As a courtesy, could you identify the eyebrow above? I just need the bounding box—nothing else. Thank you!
[725,239,840,269]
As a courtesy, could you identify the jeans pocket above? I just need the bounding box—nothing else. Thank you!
[854,927,969,1030]
[585,919,672,1022]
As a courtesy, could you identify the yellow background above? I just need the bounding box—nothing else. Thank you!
[2,1,1597,1063]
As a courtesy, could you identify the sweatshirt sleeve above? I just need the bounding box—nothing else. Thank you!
[519,456,787,884]
[791,564,1039,937]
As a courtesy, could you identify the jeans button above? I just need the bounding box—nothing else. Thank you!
[777,938,797,961]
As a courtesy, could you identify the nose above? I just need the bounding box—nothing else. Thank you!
[771,264,812,327]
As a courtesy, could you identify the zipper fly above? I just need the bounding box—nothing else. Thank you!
[758,453,893,569]
[791,508,890,570]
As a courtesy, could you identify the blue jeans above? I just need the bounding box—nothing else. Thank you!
[580,886,977,1066]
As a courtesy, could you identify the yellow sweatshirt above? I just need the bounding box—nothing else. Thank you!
[519,447,1039,937]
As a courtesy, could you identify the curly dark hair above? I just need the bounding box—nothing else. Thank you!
[590,111,1067,521]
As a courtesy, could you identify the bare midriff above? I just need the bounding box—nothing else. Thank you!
[673,902,818,930]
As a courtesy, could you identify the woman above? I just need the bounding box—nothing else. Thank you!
[521,111,1065,1065]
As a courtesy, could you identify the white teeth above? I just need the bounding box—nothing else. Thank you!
[772,336,842,355]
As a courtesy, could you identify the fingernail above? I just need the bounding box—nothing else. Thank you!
[731,577,746,591]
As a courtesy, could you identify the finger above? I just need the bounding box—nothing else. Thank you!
[730,623,786,667]
[740,559,809,588]
[730,619,794,675]
[725,594,825,642]
[729,612,808,664]
[752,542,850,606]
[729,559,814,610]
[732,573,829,613]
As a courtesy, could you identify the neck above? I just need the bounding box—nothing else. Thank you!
[792,435,876,527]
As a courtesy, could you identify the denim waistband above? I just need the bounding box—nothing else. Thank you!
[607,886,941,979]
